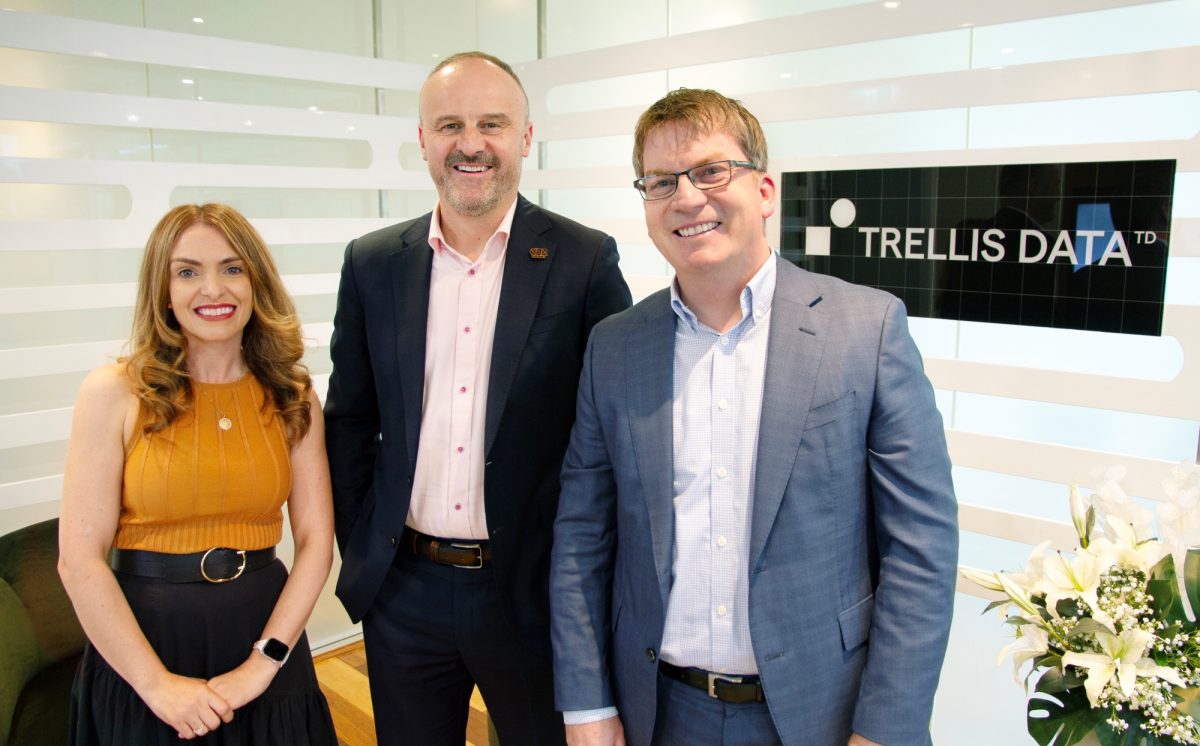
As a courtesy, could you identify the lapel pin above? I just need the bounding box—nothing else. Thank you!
[529,247,549,260]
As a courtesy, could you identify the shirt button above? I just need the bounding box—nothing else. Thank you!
[716,467,728,479]
[454,503,462,511]
[717,605,727,616]
[717,536,727,547]
[720,337,729,347]
[460,386,467,393]
[463,326,471,333]
[456,446,464,453]
[468,268,476,276]
[717,399,728,411]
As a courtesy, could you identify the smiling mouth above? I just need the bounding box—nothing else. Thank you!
[453,164,491,174]
[675,221,719,238]
[196,305,235,319]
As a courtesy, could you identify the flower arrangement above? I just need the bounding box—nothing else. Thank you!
[963,463,1200,745]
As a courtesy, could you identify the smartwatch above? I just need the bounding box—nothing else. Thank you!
[253,638,291,667]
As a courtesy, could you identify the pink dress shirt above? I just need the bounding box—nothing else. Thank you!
[406,199,517,540]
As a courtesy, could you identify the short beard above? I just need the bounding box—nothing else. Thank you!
[434,151,521,218]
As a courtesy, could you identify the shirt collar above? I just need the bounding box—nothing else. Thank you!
[427,197,520,260]
[670,252,777,334]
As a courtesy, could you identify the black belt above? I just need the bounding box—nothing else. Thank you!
[400,527,491,569]
[658,661,765,704]
[111,547,276,583]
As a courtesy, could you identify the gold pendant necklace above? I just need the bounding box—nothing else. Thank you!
[199,387,234,431]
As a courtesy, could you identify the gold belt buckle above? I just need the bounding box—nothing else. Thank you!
[200,547,247,583]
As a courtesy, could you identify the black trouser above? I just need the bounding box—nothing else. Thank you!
[361,550,564,746]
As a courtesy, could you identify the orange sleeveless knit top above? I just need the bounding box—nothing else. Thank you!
[116,374,292,553]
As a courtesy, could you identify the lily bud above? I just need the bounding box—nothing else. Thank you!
[998,572,1041,618]
[960,566,1005,592]
[1069,484,1093,549]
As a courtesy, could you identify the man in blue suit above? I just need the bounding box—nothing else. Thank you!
[550,88,958,746]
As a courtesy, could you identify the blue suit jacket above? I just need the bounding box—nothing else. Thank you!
[325,195,632,650]
[550,257,958,746]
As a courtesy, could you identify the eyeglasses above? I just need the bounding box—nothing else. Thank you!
[633,160,760,201]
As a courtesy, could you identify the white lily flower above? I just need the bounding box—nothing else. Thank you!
[1062,627,1187,707]
[1035,551,1101,617]
[1091,466,1155,544]
[1158,462,1200,621]
[1086,515,1164,575]
[998,625,1049,685]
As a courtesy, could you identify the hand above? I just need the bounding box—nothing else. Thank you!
[849,733,883,746]
[206,654,279,710]
[566,716,626,746]
[138,671,233,739]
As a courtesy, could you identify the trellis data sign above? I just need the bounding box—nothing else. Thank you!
[780,160,1174,336]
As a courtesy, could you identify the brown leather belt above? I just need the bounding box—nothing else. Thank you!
[400,527,492,569]
[658,660,765,704]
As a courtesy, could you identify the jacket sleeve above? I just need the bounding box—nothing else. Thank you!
[550,327,620,712]
[323,240,381,553]
[851,297,959,744]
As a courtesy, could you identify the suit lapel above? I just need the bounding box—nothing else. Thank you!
[485,196,554,454]
[749,259,829,569]
[390,219,434,473]
[627,292,677,602]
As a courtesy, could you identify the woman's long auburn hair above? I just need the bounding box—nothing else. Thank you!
[123,203,312,445]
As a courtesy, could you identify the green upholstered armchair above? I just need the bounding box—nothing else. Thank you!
[0,518,86,745]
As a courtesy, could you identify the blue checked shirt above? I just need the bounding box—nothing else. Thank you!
[564,256,775,726]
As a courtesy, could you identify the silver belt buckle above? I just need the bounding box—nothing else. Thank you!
[449,542,484,569]
[707,672,743,699]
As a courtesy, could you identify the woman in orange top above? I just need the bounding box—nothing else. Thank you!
[58,204,336,744]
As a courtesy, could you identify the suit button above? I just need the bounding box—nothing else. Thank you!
[646,648,656,662]
[389,536,397,547]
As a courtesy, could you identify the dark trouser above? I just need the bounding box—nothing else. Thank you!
[361,550,564,746]
[651,669,781,746]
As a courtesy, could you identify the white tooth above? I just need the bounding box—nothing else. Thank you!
[678,222,718,237]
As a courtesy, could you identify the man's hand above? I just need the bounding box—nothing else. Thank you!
[207,654,278,710]
[849,733,883,746]
[566,716,626,746]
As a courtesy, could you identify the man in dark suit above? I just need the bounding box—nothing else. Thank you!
[550,89,957,745]
[324,51,631,746]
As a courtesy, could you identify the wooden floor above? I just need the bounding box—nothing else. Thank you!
[314,641,493,746]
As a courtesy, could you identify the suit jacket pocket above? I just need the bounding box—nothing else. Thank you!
[805,389,856,430]
[527,309,570,337]
[838,593,874,651]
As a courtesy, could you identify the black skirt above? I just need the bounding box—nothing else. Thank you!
[70,558,336,746]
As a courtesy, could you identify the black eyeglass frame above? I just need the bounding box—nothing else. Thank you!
[633,159,761,201]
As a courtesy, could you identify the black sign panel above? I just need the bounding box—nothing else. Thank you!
[780,161,1174,335]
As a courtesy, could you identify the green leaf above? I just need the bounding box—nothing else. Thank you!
[1027,685,1104,746]
[982,599,1008,615]
[1033,665,1084,695]
[1147,549,1200,629]
[1068,618,1111,640]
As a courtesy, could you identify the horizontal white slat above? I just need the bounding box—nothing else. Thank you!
[520,0,1161,94]
[0,407,72,449]
[0,85,415,143]
[0,217,398,252]
[0,475,63,511]
[0,274,339,314]
[0,9,428,90]
[0,157,433,190]
[959,503,1078,551]
[537,47,1200,142]
[925,305,1200,420]
[946,430,1183,502]
[1,323,332,381]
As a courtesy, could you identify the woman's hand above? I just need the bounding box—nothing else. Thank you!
[206,654,279,710]
[139,670,233,739]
